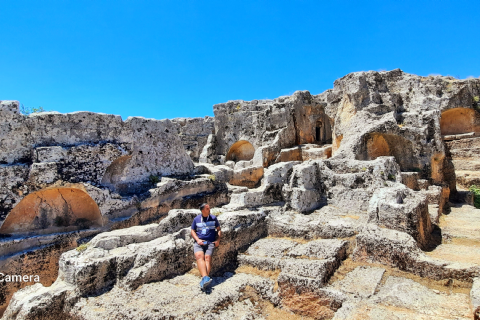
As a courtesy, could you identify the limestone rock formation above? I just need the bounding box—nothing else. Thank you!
[3,69,480,319]
[171,116,215,162]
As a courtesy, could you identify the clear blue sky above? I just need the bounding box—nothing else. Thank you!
[1,1,479,120]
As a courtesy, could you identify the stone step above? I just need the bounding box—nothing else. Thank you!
[445,136,480,149]
[426,244,480,265]
[67,273,281,319]
[267,207,366,240]
[449,147,480,160]
[329,266,386,300]
[439,203,480,242]
[238,237,349,291]
[332,275,472,319]
[456,170,480,189]
[443,132,480,141]
[241,238,349,262]
[452,159,480,171]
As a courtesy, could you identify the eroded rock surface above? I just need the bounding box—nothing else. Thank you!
[333,276,471,319]
[3,69,480,319]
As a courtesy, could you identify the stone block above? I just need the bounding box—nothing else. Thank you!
[35,146,66,163]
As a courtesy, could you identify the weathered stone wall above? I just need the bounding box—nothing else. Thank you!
[212,70,480,190]
[440,107,480,135]
[0,174,230,315]
[0,101,194,186]
[0,101,195,228]
[171,116,215,162]
[213,98,294,157]
[213,91,334,168]
[315,70,480,188]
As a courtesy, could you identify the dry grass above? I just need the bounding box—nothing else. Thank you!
[236,265,281,291]
[280,286,337,320]
[263,300,316,320]
[187,267,201,277]
[448,237,480,247]
[211,207,224,217]
[236,265,281,282]
[328,257,471,295]
[344,215,360,220]
[340,236,357,257]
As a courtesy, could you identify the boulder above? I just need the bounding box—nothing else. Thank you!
[229,165,264,188]
[367,185,432,248]
[328,266,385,299]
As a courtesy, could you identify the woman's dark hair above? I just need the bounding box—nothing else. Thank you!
[199,203,208,211]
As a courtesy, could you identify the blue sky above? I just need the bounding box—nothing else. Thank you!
[1,1,479,120]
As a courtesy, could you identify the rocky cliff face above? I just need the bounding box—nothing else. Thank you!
[171,116,215,162]
[210,69,480,190]
[2,69,480,319]
[0,102,194,194]
[0,102,196,228]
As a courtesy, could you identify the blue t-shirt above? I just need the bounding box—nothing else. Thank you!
[191,214,220,243]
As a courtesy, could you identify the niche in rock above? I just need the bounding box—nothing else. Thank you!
[314,114,332,145]
[440,108,479,136]
[101,155,132,192]
[357,133,417,171]
[0,187,102,235]
[226,140,255,162]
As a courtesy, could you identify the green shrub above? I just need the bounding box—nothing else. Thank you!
[76,243,89,252]
[473,96,480,111]
[20,104,47,115]
[387,174,396,181]
[469,185,480,208]
[149,174,160,185]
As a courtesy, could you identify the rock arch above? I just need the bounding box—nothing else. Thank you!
[357,133,417,171]
[440,108,478,136]
[226,140,255,162]
[0,187,102,235]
